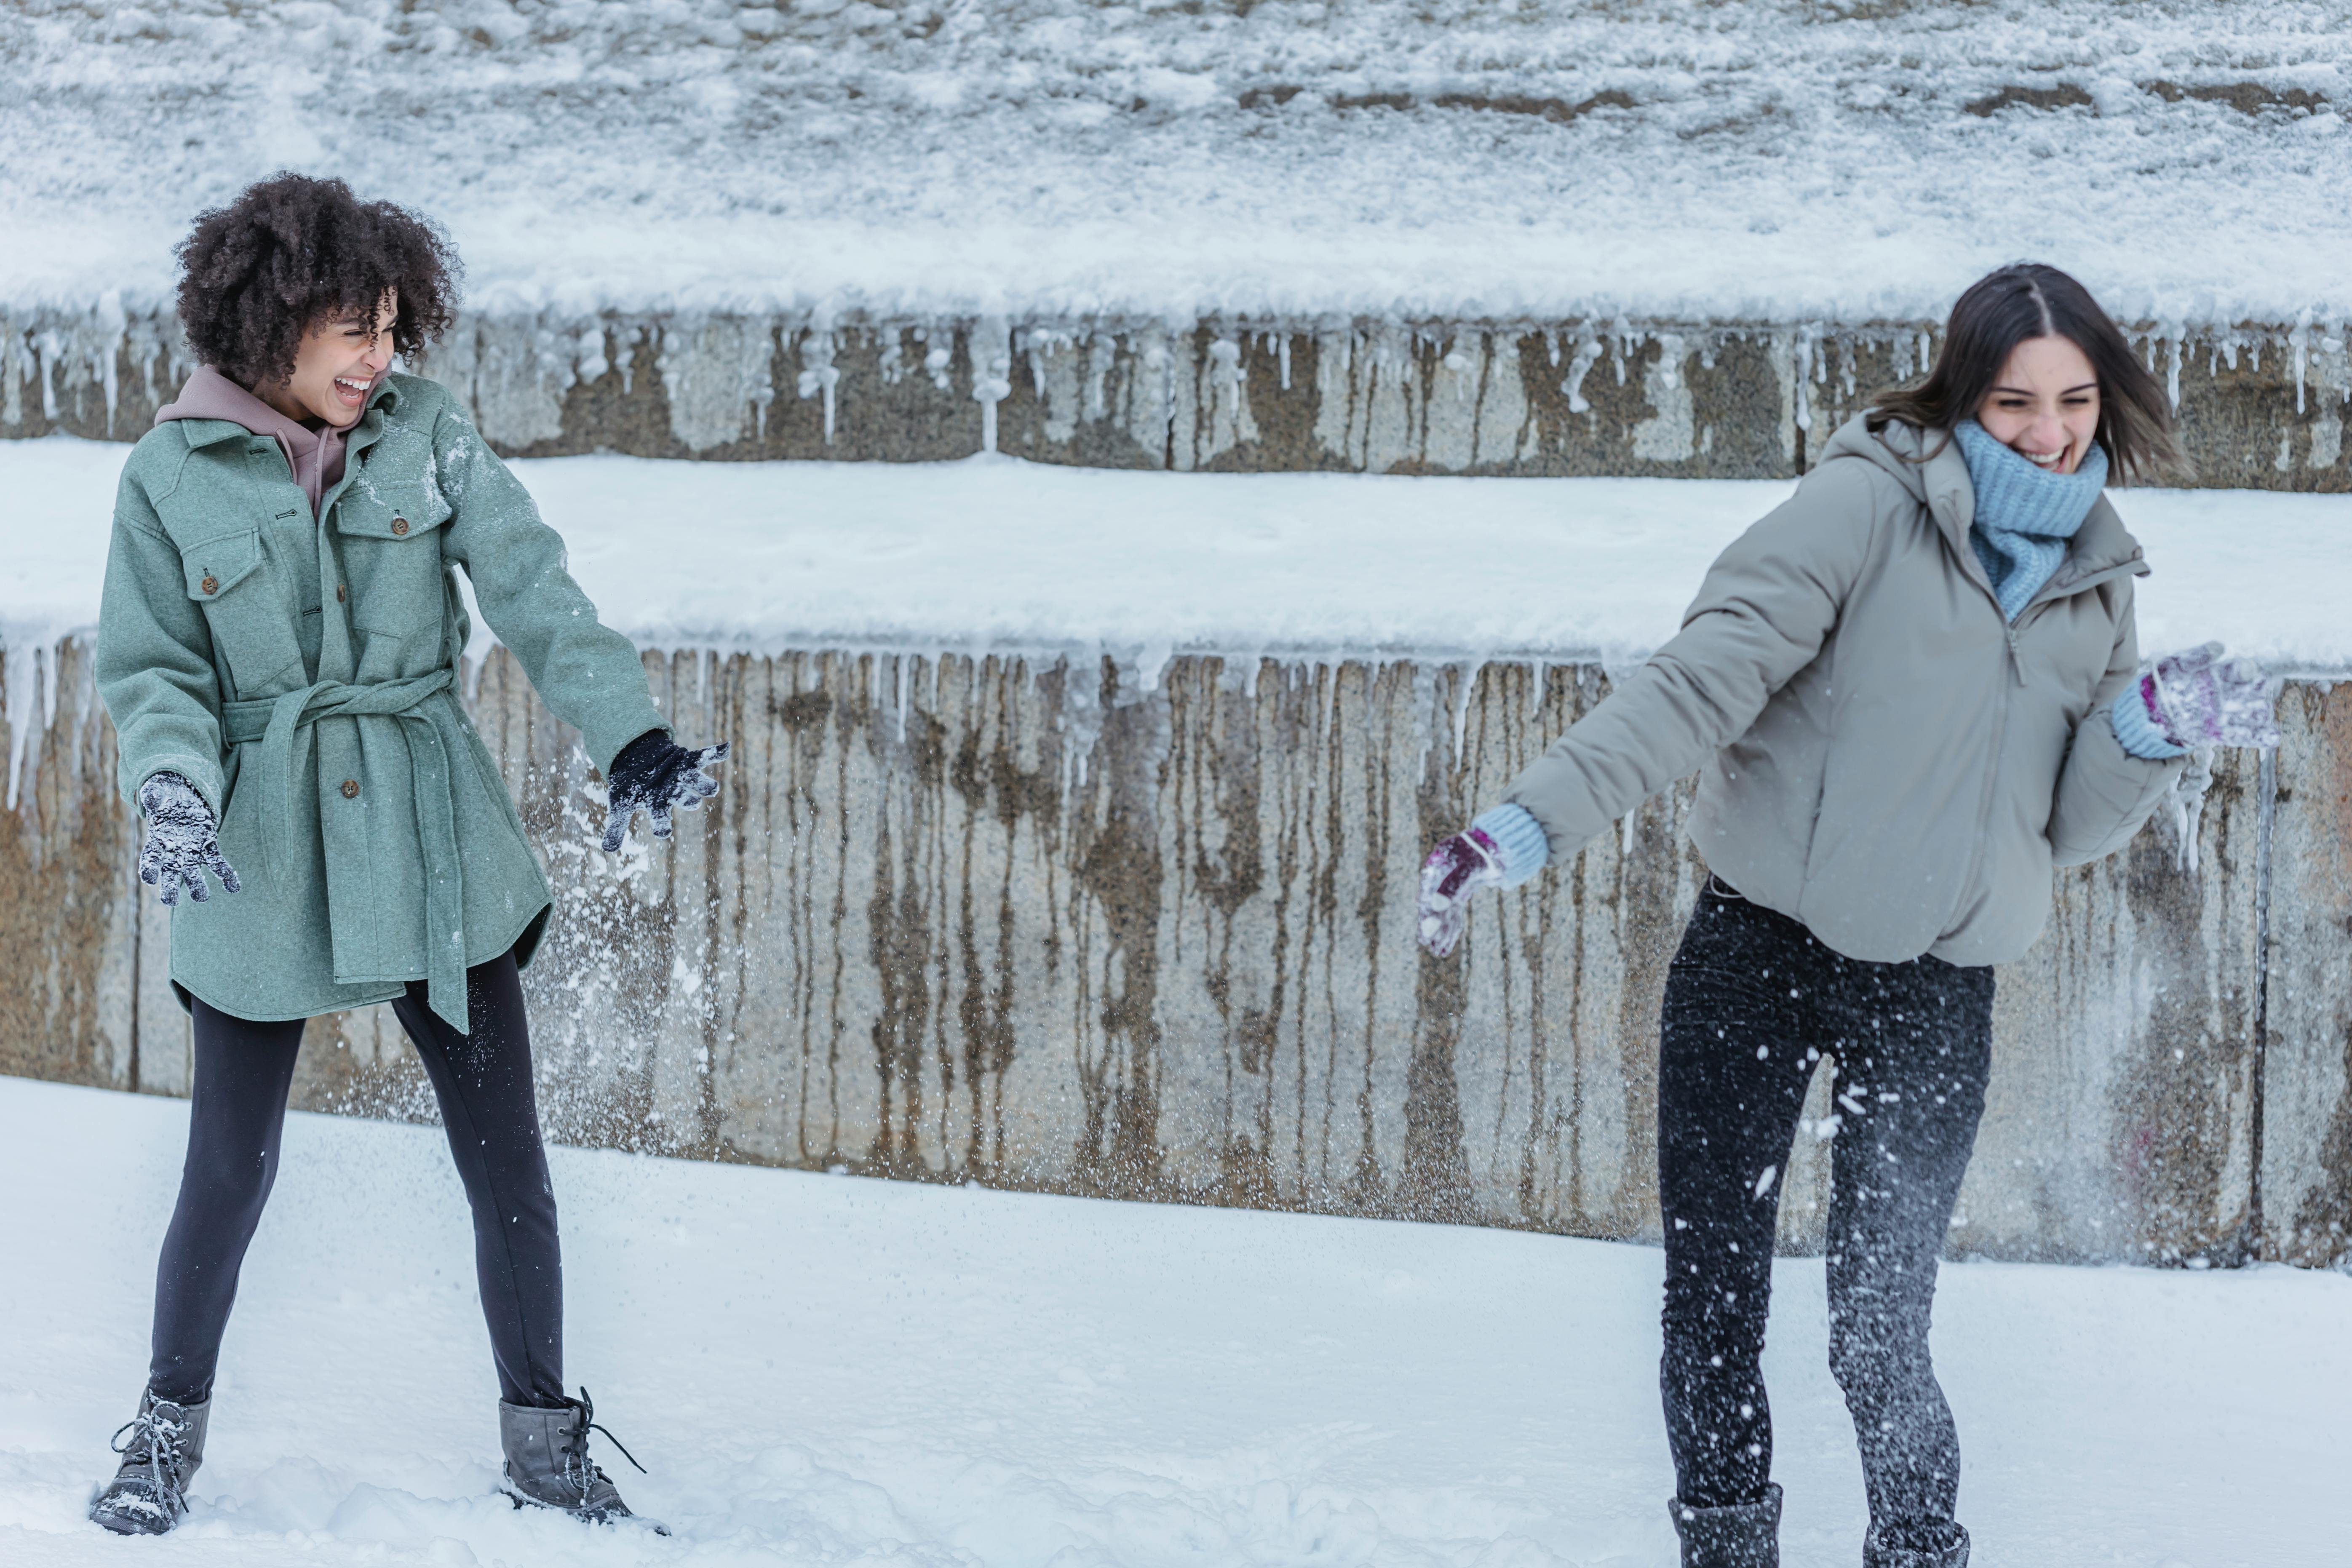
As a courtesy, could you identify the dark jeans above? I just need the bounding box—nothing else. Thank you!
[1658,879,1993,1544]
[148,950,565,1408]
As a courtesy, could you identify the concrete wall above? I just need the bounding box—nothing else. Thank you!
[4,638,2333,1266]
[8,308,2349,489]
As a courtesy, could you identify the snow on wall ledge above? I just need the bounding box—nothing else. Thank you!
[8,636,2350,1270]
[7,308,2348,489]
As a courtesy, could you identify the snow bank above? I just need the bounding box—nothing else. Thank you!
[12,434,2352,675]
[0,1073,2346,1565]
[3,0,2348,327]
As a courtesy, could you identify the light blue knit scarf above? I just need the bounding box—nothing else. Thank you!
[1952,419,2110,622]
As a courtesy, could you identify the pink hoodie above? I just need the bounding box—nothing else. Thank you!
[153,366,348,517]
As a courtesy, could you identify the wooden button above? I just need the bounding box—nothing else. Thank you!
[336,584,347,602]
[390,517,409,536]
[200,575,219,595]
[340,779,361,799]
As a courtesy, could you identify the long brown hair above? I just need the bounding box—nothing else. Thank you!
[1868,263,2185,484]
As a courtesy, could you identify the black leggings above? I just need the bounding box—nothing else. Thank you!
[1658,881,1993,1544]
[148,951,565,1408]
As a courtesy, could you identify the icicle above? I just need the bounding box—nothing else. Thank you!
[2165,331,2182,412]
[2170,747,2215,876]
[1278,334,1291,391]
[1137,642,1173,695]
[34,331,62,421]
[2292,311,2313,416]
[1793,332,1815,434]
[1208,337,1242,420]
[1526,659,1548,720]
[6,640,47,812]
[96,291,126,435]
[1620,807,1638,857]
[798,330,841,445]
[1449,660,1481,766]
[895,654,912,745]
[1561,338,1604,415]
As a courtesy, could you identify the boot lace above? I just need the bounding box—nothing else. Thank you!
[109,1400,194,1518]
[556,1387,647,1504]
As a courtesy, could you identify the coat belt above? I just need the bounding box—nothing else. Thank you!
[221,670,472,1033]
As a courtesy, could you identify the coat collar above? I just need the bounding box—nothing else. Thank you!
[1831,413,2150,603]
[171,377,406,451]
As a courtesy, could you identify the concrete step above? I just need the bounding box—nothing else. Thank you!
[6,636,2344,1266]
[7,308,2346,489]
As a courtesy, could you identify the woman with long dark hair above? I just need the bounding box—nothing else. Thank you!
[1417,263,2280,1568]
[89,174,725,1536]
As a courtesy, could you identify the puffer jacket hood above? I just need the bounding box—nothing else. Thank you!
[1502,412,2181,967]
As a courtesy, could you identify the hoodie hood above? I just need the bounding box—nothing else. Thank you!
[155,366,347,517]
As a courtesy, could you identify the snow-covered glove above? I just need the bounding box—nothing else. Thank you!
[599,729,729,852]
[136,771,240,906]
[2138,643,2282,750]
[1417,827,1504,958]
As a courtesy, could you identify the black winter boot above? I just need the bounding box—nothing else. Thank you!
[1864,1520,1970,1567]
[1668,1483,1782,1568]
[499,1388,667,1533]
[88,1390,210,1536]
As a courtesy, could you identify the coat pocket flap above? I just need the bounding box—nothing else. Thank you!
[336,487,452,541]
[179,530,265,600]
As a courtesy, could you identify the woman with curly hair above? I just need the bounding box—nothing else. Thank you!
[1416,263,2281,1568]
[89,173,723,1536]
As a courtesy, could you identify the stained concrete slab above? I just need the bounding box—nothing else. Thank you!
[0,641,2314,1263]
[8,310,2347,490]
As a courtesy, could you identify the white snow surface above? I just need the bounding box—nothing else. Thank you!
[0,1073,2346,1566]
[8,434,2352,680]
[2,0,2349,327]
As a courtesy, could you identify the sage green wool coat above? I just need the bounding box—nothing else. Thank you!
[96,373,665,1031]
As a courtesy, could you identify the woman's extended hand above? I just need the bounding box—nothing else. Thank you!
[136,771,241,906]
[599,730,729,852]
[1417,827,1504,957]
[2140,644,2283,750]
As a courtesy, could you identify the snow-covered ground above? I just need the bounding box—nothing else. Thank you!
[3,0,2347,326]
[0,1074,2345,1567]
[8,433,2352,678]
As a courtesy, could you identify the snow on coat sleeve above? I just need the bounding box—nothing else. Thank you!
[1502,459,1882,864]
[427,399,667,774]
[2047,590,2184,868]
[96,446,230,819]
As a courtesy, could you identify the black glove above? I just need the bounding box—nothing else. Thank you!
[600,729,728,852]
[137,771,241,906]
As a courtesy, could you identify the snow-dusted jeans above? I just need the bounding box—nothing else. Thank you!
[1657,879,1993,1544]
[148,950,566,1408]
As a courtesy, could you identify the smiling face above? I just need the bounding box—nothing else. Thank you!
[254,291,398,429]
[1976,334,2101,475]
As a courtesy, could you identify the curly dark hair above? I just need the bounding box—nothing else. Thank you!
[175,173,461,389]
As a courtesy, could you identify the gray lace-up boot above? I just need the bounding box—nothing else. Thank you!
[1668,1483,1782,1568]
[499,1388,667,1533]
[1864,1520,1971,1568]
[88,1391,211,1536]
